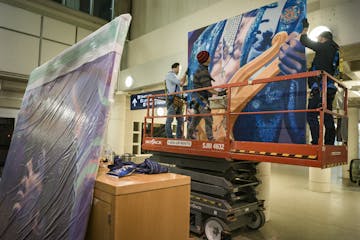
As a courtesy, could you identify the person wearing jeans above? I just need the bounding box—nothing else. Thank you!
[165,63,186,138]
[187,51,218,141]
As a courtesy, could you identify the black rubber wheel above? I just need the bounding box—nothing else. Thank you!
[204,217,230,240]
[246,210,265,230]
[349,159,360,183]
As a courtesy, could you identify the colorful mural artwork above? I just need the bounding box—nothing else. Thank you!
[0,15,131,240]
[188,0,307,143]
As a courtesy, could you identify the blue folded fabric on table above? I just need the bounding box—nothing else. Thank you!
[136,159,169,174]
[107,158,168,177]
[107,164,136,177]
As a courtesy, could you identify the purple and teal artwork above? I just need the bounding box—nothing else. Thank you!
[0,15,131,240]
[188,0,307,143]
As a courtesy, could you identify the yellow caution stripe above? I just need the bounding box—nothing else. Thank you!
[235,149,318,160]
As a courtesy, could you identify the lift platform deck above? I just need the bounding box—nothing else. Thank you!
[142,71,348,168]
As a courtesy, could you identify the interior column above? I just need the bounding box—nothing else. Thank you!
[342,107,359,179]
[257,162,271,221]
[308,167,331,192]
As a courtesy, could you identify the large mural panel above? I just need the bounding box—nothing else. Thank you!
[0,15,131,240]
[188,0,307,143]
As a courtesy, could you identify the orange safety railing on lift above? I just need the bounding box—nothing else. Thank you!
[142,71,348,168]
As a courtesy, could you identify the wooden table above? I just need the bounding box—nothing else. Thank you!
[86,167,191,240]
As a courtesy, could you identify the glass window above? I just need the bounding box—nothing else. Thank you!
[51,0,113,21]
[79,0,90,14]
[94,0,112,21]
[65,0,80,10]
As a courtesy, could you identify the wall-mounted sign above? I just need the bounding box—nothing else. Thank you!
[130,90,166,110]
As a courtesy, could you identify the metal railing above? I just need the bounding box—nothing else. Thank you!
[143,70,348,147]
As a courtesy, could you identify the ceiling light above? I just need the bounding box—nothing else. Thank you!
[125,75,133,88]
[309,26,331,42]
[156,107,165,116]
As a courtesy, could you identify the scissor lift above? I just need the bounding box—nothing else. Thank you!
[151,152,265,238]
[142,71,348,239]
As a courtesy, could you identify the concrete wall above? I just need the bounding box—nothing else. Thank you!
[0,2,93,112]
[0,3,93,75]
[130,0,219,39]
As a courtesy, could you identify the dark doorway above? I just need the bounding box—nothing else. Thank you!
[0,118,15,177]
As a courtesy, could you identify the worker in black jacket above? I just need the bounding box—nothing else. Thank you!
[300,18,339,145]
[187,51,217,141]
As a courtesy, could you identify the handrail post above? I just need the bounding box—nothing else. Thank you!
[226,85,232,149]
[344,85,348,117]
[318,72,327,146]
[143,117,147,139]
[146,95,150,118]
[183,97,187,139]
[151,96,154,137]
